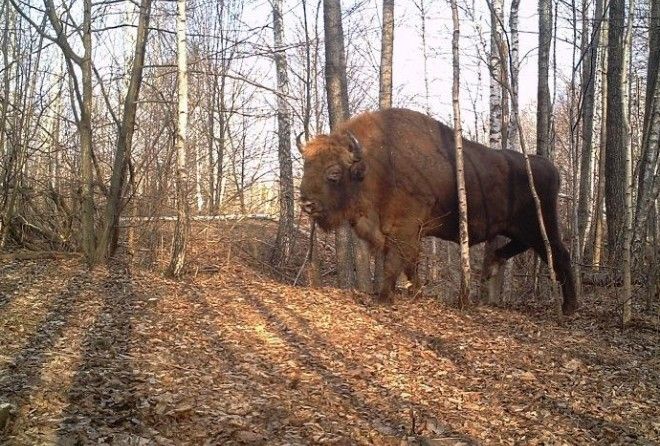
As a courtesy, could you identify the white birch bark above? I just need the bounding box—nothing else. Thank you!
[168,0,190,276]
[450,0,470,305]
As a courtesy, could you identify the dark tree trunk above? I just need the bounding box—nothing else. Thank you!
[537,0,553,158]
[605,0,627,263]
[98,0,152,260]
[323,0,364,290]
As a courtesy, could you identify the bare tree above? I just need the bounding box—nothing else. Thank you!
[168,0,190,277]
[97,0,152,260]
[450,0,470,306]
[374,0,395,292]
[634,0,660,246]
[577,0,605,253]
[621,0,636,325]
[482,0,508,304]
[379,0,394,109]
[538,0,554,159]
[323,0,370,291]
[271,0,295,267]
[605,0,627,262]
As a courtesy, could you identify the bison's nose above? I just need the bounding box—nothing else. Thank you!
[300,199,318,215]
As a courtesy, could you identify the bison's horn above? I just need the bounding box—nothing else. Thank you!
[296,132,306,155]
[347,132,363,161]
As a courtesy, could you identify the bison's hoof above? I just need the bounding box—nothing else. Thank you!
[375,295,393,305]
[562,299,579,316]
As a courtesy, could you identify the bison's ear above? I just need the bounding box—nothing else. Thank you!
[349,160,367,181]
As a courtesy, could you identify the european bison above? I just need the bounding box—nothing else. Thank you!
[299,108,577,315]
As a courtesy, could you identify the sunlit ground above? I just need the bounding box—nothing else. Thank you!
[1,249,658,445]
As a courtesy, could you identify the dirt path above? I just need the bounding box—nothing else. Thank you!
[1,258,658,445]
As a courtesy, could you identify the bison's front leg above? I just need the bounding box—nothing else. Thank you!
[378,232,421,302]
[378,243,403,302]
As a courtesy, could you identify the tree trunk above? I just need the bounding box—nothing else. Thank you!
[605,0,627,264]
[621,0,636,325]
[482,0,508,304]
[450,0,470,306]
[79,0,96,265]
[98,0,152,260]
[537,0,553,159]
[578,0,604,254]
[271,0,295,267]
[379,0,394,109]
[634,0,660,246]
[506,0,521,153]
[374,0,395,292]
[323,0,366,290]
[593,11,609,269]
[168,0,190,277]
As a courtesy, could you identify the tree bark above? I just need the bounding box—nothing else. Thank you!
[605,0,627,264]
[450,0,470,306]
[379,0,394,109]
[634,0,660,245]
[482,0,508,304]
[374,0,395,292]
[98,0,152,260]
[271,0,295,267]
[323,0,370,290]
[578,0,604,253]
[168,0,190,277]
[537,0,554,159]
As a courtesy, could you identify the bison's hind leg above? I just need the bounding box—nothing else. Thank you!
[530,236,578,316]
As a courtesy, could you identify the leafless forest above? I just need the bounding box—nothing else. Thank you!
[1,0,658,443]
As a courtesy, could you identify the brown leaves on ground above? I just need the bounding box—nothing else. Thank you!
[0,256,658,445]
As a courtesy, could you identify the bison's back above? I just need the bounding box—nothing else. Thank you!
[340,108,560,244]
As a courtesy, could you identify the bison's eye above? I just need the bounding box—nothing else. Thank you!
[325,165,342,183]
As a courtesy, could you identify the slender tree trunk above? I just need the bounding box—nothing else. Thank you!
[621,0,635,325]
[605,0,627,264]
[168,0,190,277]
[578,0,604,253]
[374,0,395,292]
[450,0,470,306]
[301,0,321,287]
[80,0,96,265]
[593,11,609,269]
[482,0,507,304]
[271,0,295,267]
[506,0,521,153]
[634,0,660,246]
[379,0,394,109]
[537,0,554,159]
[98,0,152,260]
[417,0,431,114]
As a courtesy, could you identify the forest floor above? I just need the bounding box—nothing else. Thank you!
[1,222,659,445]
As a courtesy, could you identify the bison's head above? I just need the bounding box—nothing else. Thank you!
[298,132,367,231]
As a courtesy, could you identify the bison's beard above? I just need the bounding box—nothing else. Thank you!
[313,210,345,232]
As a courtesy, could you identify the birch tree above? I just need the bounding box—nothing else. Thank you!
[577,0,604,252]
[271,0,295,267]
[450,0,470,306]
[168,0,190,276]
[634,0,660,246]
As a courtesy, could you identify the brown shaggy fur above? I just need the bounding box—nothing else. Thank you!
[299,108,577,315]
